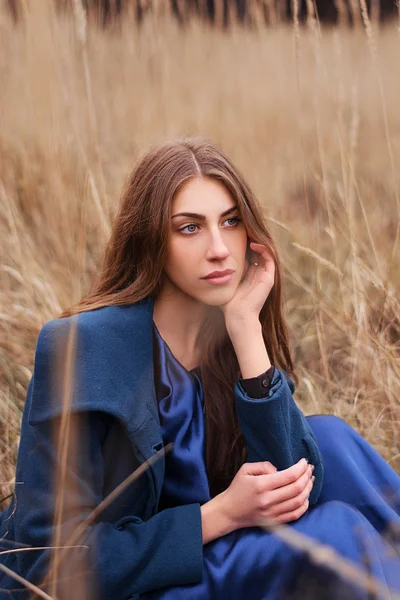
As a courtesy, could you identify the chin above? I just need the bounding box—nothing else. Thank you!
[197,287,237,307]
[171,278,239,307]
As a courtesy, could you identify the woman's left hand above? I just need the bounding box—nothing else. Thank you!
[220,241,275,324]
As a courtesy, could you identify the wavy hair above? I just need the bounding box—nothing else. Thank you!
[60,137,295,497]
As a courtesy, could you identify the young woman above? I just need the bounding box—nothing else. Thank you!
[0,137,399,600]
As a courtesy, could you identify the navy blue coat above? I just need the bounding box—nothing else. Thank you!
[0,295,323,599]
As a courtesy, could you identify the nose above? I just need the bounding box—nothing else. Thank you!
[205,229,230,262]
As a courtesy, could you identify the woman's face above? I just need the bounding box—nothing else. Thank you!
[163,176,248,306]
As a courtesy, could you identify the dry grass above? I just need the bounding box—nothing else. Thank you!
[0,1,399,513]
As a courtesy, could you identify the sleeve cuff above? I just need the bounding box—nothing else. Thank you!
[239,366,276,399]
[237,367,281,402]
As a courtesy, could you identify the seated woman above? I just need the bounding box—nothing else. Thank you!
[0,137,399,600]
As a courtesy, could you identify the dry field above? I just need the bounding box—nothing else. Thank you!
[0,2,399,509]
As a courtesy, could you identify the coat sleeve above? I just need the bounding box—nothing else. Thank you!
[10,319,203,600]
[234,368,324,505]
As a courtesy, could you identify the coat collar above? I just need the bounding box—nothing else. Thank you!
[28,294,165,512]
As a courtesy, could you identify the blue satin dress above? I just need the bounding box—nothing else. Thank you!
[145,324,400,600]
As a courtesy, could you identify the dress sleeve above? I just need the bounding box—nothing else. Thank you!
[9,323,203,600]
[234,368,324,505]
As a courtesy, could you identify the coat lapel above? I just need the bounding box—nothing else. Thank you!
[28,294,165,513]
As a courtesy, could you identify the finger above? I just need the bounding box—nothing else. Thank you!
[256,458,310,491]
[262,465,313,505]
[272,498,310,524]
[249,242,275,271]
[242,461,277,476]
[265,476,314,518]
[249,241,272,256]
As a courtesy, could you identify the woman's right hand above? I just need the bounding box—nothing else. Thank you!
[200,458,314,544]
[220,458,315,530]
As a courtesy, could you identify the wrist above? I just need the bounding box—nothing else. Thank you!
[215,490,238,534]
[225,318,271,379]
[200,492,235,544]
[225,315,261,337]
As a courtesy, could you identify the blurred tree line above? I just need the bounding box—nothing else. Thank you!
[5,0,397,28]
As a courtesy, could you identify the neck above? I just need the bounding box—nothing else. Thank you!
[153,282,209,368]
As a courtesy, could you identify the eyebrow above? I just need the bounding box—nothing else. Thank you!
[171,205,239,220]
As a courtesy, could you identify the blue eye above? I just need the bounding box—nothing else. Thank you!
[178,217,241,235]
[179,223,199,234]
[225,217,241,226]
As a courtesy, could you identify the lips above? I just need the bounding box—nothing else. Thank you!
[202,269,234,280]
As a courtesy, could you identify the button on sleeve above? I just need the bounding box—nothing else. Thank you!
[239,366,276,399]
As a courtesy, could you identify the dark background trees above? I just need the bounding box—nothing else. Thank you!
[5,0,399,27]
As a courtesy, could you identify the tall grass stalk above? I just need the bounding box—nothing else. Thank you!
[0,2,399,596]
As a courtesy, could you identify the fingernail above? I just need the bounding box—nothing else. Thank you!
[310,464,315,472]
[311,476,315,483]
[304,458,309,463]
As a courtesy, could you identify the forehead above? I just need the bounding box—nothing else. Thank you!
[172,177,235,213]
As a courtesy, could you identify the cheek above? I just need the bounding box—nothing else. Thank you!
[234,232,249,267]
[165,239,198,275]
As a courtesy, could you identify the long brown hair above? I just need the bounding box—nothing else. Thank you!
[60,137,295,497]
